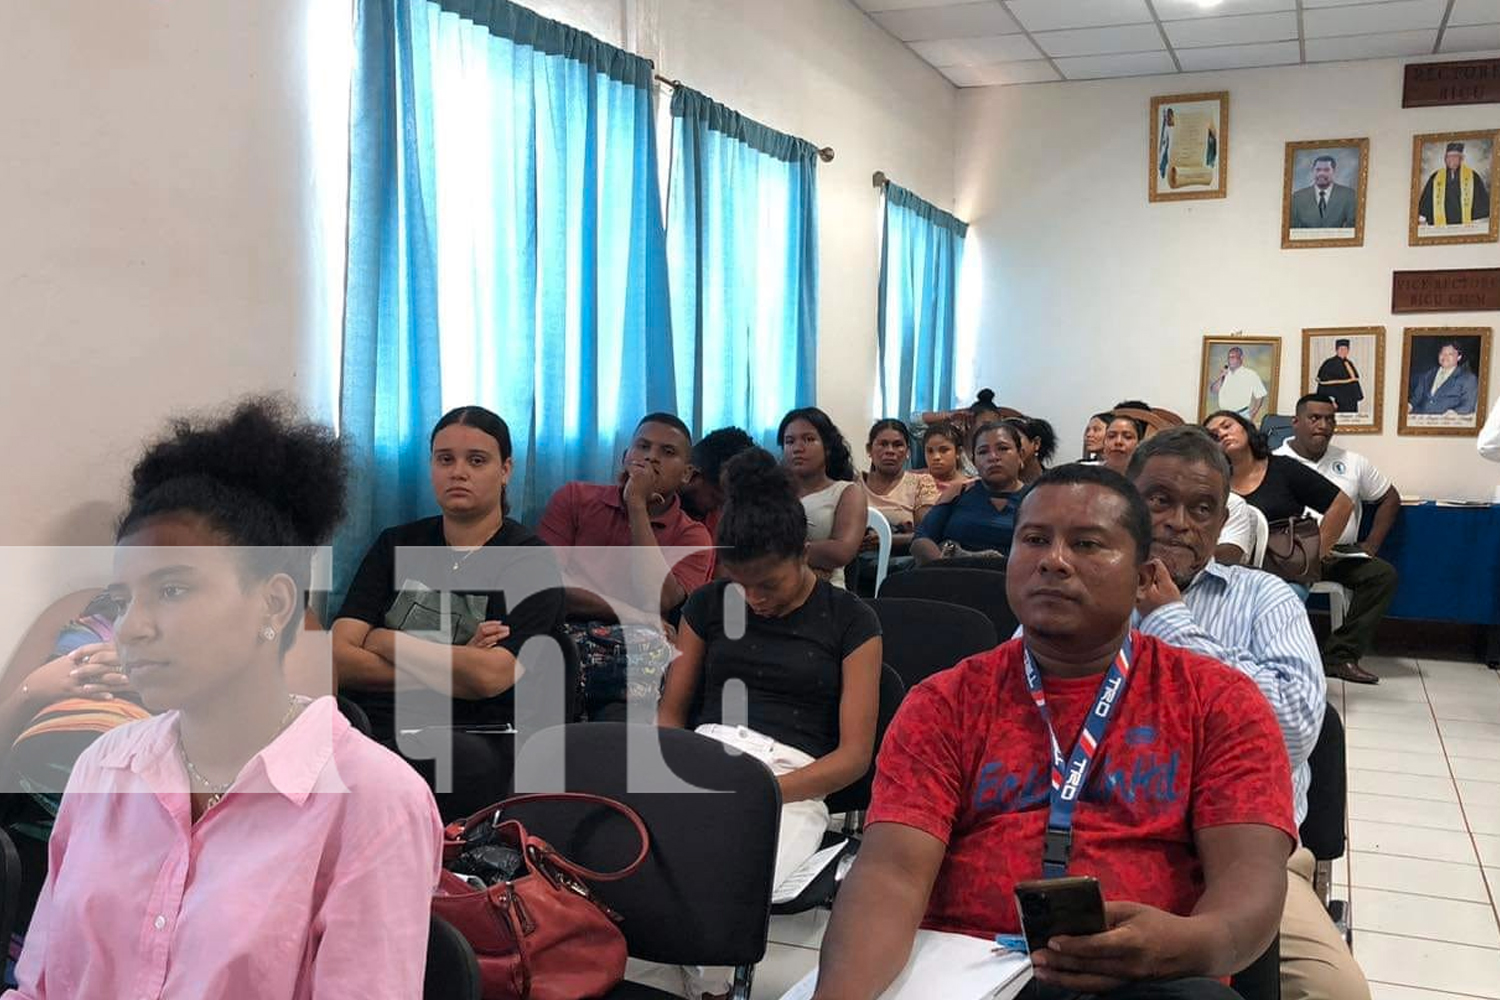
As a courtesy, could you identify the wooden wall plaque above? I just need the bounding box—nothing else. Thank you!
[1392,268,1500,314]
[1403,59,1500,108]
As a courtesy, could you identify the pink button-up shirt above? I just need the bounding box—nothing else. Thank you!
[6,696,443,1000]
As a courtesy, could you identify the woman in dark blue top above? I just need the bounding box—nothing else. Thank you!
[911,421,1026,565]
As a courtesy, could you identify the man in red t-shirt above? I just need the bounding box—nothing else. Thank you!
[813,465,1296,1000]
[536,413,713,719]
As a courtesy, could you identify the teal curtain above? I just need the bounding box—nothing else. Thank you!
[667,86,819,444]
[337,0,673,595]
[877,182,967,420]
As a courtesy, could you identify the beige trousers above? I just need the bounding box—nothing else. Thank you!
[1281,847,1370,1000]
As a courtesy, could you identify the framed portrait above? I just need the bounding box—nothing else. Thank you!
[1301,327,1384,434]
[1399,327,1491,436]
[1282,138,1369,249]
[1199,336,1280,423]
[1150,92,1228,203]
[1409,130,1499,247]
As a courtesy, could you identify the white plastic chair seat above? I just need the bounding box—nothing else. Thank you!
[867,507,893,596]
[1310,580,1350,631]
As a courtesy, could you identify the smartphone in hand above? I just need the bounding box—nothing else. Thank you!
[1014,876,1106,953]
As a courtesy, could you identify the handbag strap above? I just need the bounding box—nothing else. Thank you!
[444,791,651,884]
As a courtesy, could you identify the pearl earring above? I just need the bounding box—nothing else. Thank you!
[259,625,277,643]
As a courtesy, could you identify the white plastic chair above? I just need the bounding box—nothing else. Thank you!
[1311,581,1351,631]
[1248,504,1270,569]
[867,507,893,596]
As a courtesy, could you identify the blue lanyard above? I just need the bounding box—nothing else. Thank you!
[1022,636,1135,879]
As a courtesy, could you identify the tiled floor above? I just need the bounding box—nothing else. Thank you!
[745,655,1500,999]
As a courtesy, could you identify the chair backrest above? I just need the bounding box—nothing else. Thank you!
[507,723,780,967]
[336,695,373,737]
[1230,934,1281,1000]
[867,507,893,596]
[1261,414,1295,451]
[0,828,22,959]
[1300,704,1347,861]
[868,598,997,691]
[879,566,1019,638]
[1248,504,1270,569]
[425,914,482,1000]
[825,664,908,817]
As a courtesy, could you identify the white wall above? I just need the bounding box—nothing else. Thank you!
[957,52,1500,501]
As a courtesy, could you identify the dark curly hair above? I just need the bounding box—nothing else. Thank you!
[777,407,857,482]
[717,448,808,564]
[1005,416,1058,468]
[118,397,348,648]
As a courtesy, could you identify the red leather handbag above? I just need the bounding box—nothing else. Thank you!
[432,792,650,1000]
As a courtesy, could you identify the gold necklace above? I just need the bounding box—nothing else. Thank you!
[180,695,301,810]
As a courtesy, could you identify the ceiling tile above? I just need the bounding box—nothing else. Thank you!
[941,60,1062,85]
[855,0,970,11]
[1449,0,1500,27]
[1003,0,1152,32]
[1033,23,1166,57]
[1303,0,1447,36]
[1306,28,1439,60]
[871,2,1021,42]
[1164,11,1299,47]
[1442,23,1500,51]
[1054,49,1178,78]
[909,34,1044,65]
[1153,0,1295,18]
[1177,38,1302,69]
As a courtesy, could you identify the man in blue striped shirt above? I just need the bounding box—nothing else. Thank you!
[1127,428,1367,1000]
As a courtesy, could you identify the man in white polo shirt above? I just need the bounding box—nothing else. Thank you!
[1208,347,1269,424]
[1276,394,1399,686]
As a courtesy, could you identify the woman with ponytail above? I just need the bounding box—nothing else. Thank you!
[657,448,881,1000]
[8,398,441,1000]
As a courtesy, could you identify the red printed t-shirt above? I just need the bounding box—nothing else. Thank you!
[868,633,1296,939]
[536,482,713,606]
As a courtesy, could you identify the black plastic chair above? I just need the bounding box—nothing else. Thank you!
[1230,934,1281,1000]
[507,723,782,1000]
[336,695,373,737]
[1260,414,1295,451]
[879,566,1019,639]
[424,914,482,1000]
[868,598,998,690]
[1299,703,1350,942]
[0,827,20,956]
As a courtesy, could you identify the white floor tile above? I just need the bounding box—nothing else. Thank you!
[1420,659,1499,680]
[1367,655,1423,677]
[1351,793,1467,831]
[1348,680,1432,704]
[1353,932,1500,998]
[1370,982,1497,1000]
[768,910,829,950]
[1347,711,1442,734]
[1461,780,1500,808]
[1347,700,1440,724]
[1439,719,1500,742]
[1474,833,1500,867]
[1450,757,1500,783]
[1465,802,1500,836]
[1347,727,1447,754]
[1348,748,1451,777]
[1348,851,1491,902]
[1422,675,1500,698]
[1351,819,1477,863]
[751,943,818,1000]
[1351,887,1500,948]
[1488,867,1500,893]
[1351,769,1459,803]
[1433,701,1500,723]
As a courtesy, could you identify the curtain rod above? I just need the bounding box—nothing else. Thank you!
[654,74,835,163]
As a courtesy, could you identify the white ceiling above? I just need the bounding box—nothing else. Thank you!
[852,0,1500,87]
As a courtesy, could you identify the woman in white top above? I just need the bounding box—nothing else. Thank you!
[779,407,866,589]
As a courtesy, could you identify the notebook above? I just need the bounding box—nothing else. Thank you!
[778,929,1032,1000]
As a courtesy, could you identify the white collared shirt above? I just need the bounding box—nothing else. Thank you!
[1274,442,1393,546]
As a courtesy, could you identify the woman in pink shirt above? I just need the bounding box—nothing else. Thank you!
[7,399,443,1000]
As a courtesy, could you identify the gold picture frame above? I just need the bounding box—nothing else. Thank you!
[1199,335,1280,423]
[1282,138,1370,249]
[1398,327,1492,436]
[1301,327,1384,434]
[1150,92,1229,203]
[1408,130,1500,247]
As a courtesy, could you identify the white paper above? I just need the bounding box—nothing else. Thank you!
[771,839,848,904]
[778,929,1032,1000]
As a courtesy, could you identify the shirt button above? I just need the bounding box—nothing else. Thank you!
[154,915,166,930]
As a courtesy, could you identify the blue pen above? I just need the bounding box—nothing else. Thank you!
[992,934,1029,954]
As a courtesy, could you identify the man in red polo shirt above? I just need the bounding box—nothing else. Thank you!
[812,464,1295,1000]
[537,413,713,720]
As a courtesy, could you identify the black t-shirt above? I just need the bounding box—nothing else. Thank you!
[335,516,565,739]
[1241,455,1341,524]
[682,579,881,760]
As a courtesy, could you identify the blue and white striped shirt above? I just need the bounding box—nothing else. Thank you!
[1139,561,1326,826]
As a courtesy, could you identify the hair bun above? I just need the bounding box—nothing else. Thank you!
[976,388,996,405]
[128,396,347,546]
[722,447,795,503]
